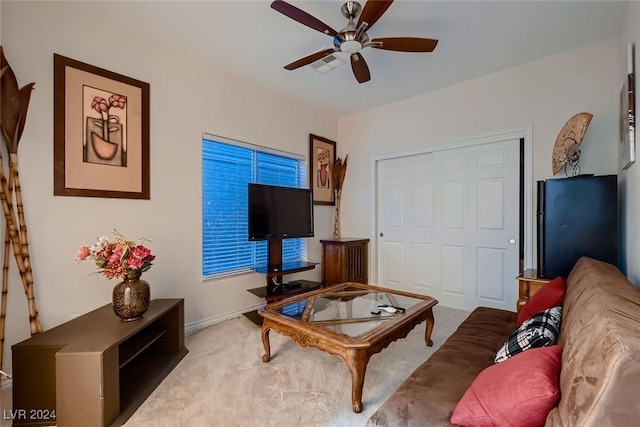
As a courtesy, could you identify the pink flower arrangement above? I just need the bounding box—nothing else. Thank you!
[76,231,155,279]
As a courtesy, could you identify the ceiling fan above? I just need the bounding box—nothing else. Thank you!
[270,0,438,84]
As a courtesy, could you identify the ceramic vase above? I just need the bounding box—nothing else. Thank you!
[112,273,150,321]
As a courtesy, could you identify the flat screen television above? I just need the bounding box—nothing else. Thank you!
[248,183,314,241]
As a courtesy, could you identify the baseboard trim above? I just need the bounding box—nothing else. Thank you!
[184,302,263,336]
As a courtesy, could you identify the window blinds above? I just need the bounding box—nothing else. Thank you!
[202,138,306,278]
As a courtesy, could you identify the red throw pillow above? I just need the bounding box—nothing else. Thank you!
[516,276,566,326]
[450,345,562,427]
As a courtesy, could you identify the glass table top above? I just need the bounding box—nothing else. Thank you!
[270,284,430,338]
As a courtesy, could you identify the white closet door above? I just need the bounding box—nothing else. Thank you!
[377,139,520,311]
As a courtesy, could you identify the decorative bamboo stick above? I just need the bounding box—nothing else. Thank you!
[332,155,348,240]
[0,151,41,335]
[333,192,342,239]
[0,186,11,371]
[0,65,9,371]
[9,153,42,334]
[0,46,42,358]
[0,240,9,372]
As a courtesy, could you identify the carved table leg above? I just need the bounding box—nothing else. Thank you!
[425,307,434,347]
[347,351,368,413]
[261,324,271,363]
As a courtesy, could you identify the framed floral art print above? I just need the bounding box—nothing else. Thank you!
[309,134,336,205]
[53,54,150,199]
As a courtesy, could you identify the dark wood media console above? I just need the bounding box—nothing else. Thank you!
[12,299,188,426]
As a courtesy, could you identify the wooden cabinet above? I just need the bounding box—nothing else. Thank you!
[320,238,369,286]
[516,269,550,312]
[12,299,187,427]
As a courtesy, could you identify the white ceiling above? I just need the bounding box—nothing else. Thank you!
[90,0,629,116]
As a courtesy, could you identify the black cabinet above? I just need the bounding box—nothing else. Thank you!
[537,175,618,279]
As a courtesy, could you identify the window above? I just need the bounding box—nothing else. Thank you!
[202,135,306,278]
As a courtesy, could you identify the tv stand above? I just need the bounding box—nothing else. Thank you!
[259,239,317,296]
[244,239,320,324]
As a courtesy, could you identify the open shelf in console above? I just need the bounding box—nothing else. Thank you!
[117,345,186,426]
[119,323,168,369]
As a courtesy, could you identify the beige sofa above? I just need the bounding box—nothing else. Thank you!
[368,257,640,426]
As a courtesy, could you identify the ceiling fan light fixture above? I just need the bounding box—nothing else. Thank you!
[271,0,439,83]
[341,39,362,54]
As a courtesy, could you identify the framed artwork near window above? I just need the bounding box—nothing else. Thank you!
[53,54,150,199]
[620,43,636,170]
[309,134,336,205]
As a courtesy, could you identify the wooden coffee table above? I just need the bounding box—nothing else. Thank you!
[259,282,438,413]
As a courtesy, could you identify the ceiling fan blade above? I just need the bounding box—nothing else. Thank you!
[350,53,371,84]
[357,0,394,31]
[271,0,338,37]
[371,37,439,52]
[284,48,335,70]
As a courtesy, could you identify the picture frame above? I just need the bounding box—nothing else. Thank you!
[309,134,336,205]
[620,43,636,170]
[53,54,150,199]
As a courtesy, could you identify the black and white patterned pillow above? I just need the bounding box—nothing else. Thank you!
[494,306,562,364]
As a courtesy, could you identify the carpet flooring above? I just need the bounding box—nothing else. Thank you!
[0,305,469,427]
[123,305,469,427]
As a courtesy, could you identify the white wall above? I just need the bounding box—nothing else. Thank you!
[337,38,621,283]
[0,1,337,375]
[620,2,640,284]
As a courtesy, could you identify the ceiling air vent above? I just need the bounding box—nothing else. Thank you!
[310,54,344,74]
